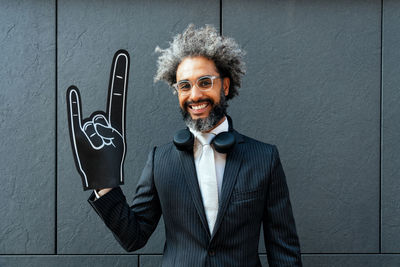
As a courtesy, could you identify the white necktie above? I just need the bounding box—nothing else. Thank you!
[197,133,219,234]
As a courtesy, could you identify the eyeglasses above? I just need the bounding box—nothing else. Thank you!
[173,75,221,95]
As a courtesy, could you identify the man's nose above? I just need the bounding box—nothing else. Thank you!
[189,85,203,100]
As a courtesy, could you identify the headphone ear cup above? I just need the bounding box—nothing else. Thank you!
[212,132,236,153]
[173,129,194,151]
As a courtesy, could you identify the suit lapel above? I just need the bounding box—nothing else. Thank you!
[211,130,244,238]
[178,149,211,237]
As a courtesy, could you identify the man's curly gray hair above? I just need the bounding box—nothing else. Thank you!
[154,24,246,101]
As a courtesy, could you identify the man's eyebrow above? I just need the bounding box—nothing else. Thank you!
[177,79,190,83]
[178,75,213,82]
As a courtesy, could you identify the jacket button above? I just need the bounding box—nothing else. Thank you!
[208,250,215,256]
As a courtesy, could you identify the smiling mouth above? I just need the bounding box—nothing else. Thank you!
[189,102,209,110]
[185,99,213,112]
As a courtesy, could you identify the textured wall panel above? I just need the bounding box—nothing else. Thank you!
[223,0,381,253]
[0,0,55,254]
[382,0,400,253]
[140,255,162,267]
[0,256,137,267]
[302,254,400,267]
[57,0,219,254]
[261,254,400,267]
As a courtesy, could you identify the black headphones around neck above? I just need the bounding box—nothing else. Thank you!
[173,116,236,154]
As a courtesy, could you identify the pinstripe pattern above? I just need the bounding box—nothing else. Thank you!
[88,130,302,266]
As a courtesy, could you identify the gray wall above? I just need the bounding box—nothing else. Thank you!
[0,0,399,266]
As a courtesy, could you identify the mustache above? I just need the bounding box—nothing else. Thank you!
[183,98,214,109]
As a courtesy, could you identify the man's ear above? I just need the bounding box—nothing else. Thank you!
[223,77,230,96]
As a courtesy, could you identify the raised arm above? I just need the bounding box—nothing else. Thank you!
[88,148,162,251]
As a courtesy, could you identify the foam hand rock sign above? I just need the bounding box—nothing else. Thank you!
[66,50,129,191]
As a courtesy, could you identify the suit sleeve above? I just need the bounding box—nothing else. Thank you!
[263,145,302,266]
[88,147,162,252]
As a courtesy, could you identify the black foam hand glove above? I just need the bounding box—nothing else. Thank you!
[66,50,129,191]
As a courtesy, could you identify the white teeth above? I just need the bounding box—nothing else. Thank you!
[191,103,208,110]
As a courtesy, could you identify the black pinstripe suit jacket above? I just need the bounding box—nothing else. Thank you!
[88,129,302,267]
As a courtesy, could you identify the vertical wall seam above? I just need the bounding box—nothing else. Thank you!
[55,0,58,255]
[220,0,223,35]
[380,0,384,254]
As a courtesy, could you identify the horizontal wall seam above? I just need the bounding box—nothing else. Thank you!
[0,253,400,256]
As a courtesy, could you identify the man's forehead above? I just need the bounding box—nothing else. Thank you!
[176,56,219,80]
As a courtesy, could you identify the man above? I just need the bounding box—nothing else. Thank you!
[66,25,302,266]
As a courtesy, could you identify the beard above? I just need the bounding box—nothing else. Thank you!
[180,89,228,132]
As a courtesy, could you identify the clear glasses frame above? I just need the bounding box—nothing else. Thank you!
[173,75,221,95]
